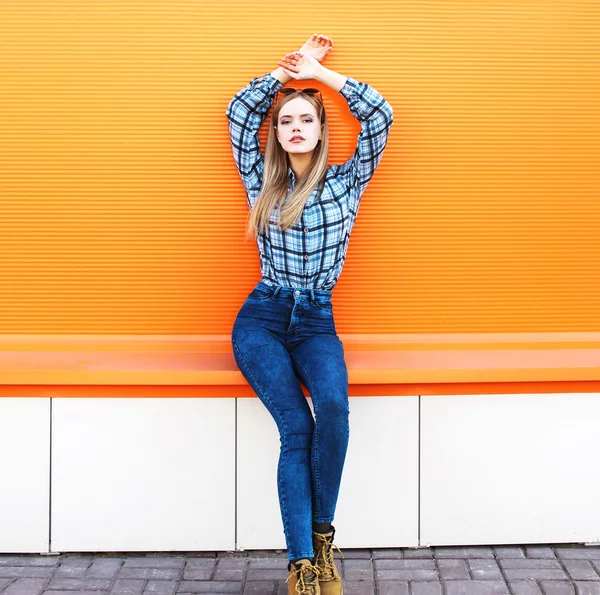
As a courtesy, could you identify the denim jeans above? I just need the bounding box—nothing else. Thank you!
[231,279,350,562]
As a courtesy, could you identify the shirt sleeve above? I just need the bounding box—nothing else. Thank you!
[337,76,394,198]
[225,72,284,209]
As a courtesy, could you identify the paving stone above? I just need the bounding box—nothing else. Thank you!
[124,558,186,569]
[371,549,404,560]
[246,560,284,570]
[0,578,14,590]
[0,557,58,567]
[0,568,54,579]
[177,580,242,593]
[373,559,437,581]
[504,569,568,581]
[500,559,563,570]
[54,559,93,578]
[245,568,287,581]
[376,568,437,581]
[2,547,600,595]
[468,559,504,580]
[538,580,575,594]
[339,549,371,560]
[434,547,495,559]
[375,561,435,570]
[574,582,600,595]
[556,548,600,560]
[436,559,470,580]
[562,560,600,580]
[242,581,275,595]
[402,548,433,559]
[118,567,182,581]
[493,547,526,558]
[410,581,442,595]
[375,581,409,595]
[340,559,373,581]
[185,560,217,568]
[40,592,100,595]
[526,547,557,559]
[85,558,124,579]
[508,580,543,594]
[109,578,146,595]
[444,580,510,595]
[247,551,286,559]
[1,578,48,595]
[336,581,374,595]
[212,560,246,582]
[45,577,112,590]
[183,560,216,581]
[143,580,179,595]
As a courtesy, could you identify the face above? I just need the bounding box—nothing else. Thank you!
[275,97,322,154]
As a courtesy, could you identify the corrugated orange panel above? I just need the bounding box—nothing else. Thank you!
[1,1,599,335]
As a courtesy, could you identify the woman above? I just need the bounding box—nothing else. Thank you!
[225,34,393,595]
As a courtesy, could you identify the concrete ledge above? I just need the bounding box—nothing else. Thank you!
[1,332,599,397]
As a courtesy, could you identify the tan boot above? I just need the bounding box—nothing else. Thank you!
[312,526,344,595]
[286,558,322,595]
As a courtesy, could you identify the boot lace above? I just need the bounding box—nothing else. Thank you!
[313,533,344,581]
[285,561,322,594]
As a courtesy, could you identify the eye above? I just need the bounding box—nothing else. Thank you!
[280,119,314,125]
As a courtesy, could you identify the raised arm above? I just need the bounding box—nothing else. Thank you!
[225,68,289,208]
[318,66,394,196]
[278,52,394,198]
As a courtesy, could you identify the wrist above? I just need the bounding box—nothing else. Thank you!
[270,66,292,85]
[313,63,327,83]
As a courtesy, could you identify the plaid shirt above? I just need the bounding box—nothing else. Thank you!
[225,71,393,291]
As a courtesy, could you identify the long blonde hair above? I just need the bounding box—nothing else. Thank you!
[245,91,330,241]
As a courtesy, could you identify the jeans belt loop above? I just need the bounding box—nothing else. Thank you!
[273,286,281,298]
[310,289,315,302]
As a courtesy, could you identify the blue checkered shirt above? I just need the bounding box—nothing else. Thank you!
[226,72,393,291]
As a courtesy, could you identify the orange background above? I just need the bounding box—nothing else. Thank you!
[1,0,599,336]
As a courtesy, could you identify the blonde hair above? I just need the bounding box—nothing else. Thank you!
[245,91,329,241]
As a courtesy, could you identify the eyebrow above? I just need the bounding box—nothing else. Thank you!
[279,113,315,119]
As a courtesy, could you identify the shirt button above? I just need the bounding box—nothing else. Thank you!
[304,255,308,261]
[304,227,309,233]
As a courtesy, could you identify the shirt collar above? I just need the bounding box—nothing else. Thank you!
[287,166,296,183]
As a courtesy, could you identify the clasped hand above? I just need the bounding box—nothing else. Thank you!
[278,33,333,80]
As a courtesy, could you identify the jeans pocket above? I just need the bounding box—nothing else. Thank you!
[247,285,273,301]
[312,298,333,313]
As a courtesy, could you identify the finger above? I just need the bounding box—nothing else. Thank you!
[280,61,299,71]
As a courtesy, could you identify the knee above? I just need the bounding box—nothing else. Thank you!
[315,393,349,423]
[280,413,314,451]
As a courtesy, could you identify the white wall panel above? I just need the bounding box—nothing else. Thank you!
[0,398,50,553]
[421,393,600,546]
[51,398,235,552]
[237,396,419,550]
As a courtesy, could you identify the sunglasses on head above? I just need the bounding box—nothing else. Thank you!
[277,87,323,101]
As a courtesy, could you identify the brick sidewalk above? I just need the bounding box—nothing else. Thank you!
[1,544,600,595]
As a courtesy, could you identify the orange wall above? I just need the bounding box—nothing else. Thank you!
[1,1,599,335]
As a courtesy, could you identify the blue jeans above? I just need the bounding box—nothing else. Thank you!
[231,279,350,562]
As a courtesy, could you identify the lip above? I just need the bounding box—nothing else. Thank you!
[290,136,305,142]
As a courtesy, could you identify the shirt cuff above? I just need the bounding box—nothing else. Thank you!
[253,72,285,94]
[338,75,360,98]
